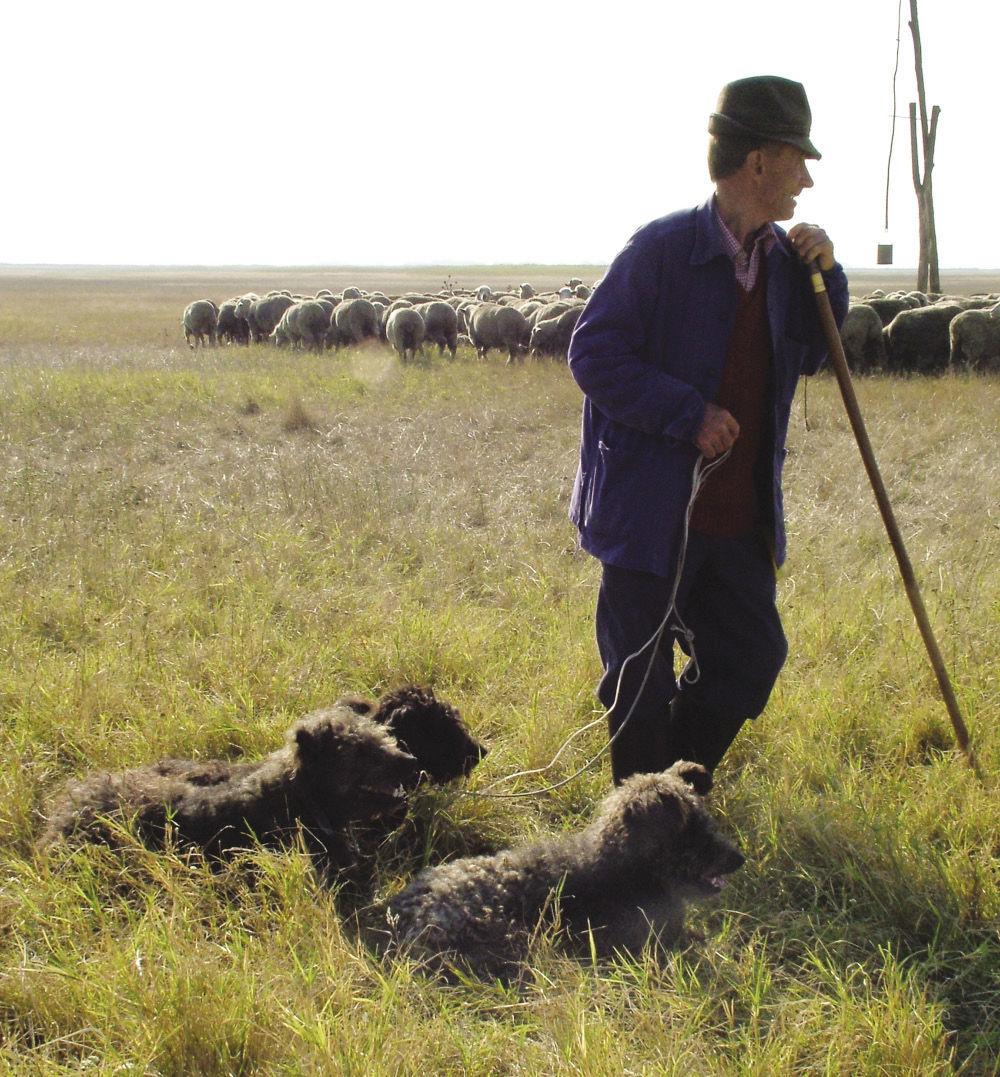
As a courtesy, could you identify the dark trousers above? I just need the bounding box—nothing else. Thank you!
[596,531,788,781]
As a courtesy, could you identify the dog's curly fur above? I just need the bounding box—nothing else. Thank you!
[385,761,745,980]
[39,707,418,869]
[337,684,487,786]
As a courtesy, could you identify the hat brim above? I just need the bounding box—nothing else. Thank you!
[709,111,821,160]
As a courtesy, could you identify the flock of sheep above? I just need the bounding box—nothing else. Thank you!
[841,289,1000,373]
[181,281,592,364]
[182,280,1000,373]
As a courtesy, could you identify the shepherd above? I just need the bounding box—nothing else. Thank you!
[568,75,849,784]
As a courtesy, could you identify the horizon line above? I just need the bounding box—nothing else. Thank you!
[3,262,999,274]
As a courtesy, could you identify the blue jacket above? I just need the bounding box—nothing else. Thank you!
[568,198,849,578]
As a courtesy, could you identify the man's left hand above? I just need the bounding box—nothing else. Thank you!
[787,223,835,271]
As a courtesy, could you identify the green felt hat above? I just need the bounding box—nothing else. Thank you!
[709,75,821,159]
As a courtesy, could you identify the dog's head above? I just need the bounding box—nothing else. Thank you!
[602,763,745,895]
[290,707,418,817]
[369,685,488,785]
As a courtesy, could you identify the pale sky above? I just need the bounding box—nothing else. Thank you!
[4,0,997,269]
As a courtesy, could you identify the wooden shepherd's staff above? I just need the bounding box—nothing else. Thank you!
[807,265,978,774]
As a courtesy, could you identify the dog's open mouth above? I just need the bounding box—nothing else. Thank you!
[359,782,408,809]
[697,874,728,895]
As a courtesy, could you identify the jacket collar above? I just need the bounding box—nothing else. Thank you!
[690,195,793,265]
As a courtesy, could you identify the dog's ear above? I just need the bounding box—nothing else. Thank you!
[294,720,340,761]
[335,696,376,718]
[623,784,684,830]
[294,724,318,758]
[670,761,712,796]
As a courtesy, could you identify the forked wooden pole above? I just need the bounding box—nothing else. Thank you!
[808,267,978,774]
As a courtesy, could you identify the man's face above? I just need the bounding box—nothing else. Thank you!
[755,143,814,222]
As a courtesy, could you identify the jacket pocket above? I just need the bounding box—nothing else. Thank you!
[585,440,639,536]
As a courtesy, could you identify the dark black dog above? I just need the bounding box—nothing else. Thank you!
[338,685,487,786]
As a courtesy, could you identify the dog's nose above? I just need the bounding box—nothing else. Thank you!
[462,742,488,774]
[726,848,746,873]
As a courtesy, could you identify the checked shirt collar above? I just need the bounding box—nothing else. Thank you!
[712,195,778,292]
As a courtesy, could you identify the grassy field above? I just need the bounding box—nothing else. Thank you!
[0,270,997,1074]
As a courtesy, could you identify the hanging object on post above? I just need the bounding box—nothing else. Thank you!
[877,0,903,268]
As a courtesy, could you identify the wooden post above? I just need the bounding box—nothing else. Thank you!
[908,0,941,293]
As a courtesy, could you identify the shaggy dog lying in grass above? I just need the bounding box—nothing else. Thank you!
[40,706,419,872]
[385,761,745,980]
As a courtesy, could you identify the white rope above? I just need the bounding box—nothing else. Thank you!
[459,448,731,800]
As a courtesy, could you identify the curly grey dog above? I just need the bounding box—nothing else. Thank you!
[40,706,418,870]
[385,761,745,980]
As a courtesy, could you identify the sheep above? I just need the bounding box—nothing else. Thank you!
[527,299,579,330]
[884,302,965,373]
[866,296,918,328]
[415,301,459,358]
[839,303,888,373]
[386,307,425,363]
[216,299,250,346]
[949,303,1000,370]
[272,301,331,352]
[529,304,584,359]
[182,300,218,348]
[379,299,413,342]
[233,294,259,343]
[250,294,296,343]
[329,299,379,348]
[468,304,530,364]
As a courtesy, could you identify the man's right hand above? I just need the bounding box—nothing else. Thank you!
[695,403,740,459]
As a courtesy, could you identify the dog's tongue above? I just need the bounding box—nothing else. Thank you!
[707,875,725,891]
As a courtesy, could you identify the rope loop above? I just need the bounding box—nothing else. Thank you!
[458,448,731,801]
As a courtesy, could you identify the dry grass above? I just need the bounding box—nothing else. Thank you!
[0,270,997,1074]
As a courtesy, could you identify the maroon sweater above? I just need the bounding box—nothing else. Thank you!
[690,274,773,537]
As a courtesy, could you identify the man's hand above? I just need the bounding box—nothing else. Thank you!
[787,223,835,271]
[695,403,739,459]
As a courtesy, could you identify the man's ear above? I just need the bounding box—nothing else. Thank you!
[748,148,766,176]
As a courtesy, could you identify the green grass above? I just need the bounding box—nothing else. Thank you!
[0,277,997,1074]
